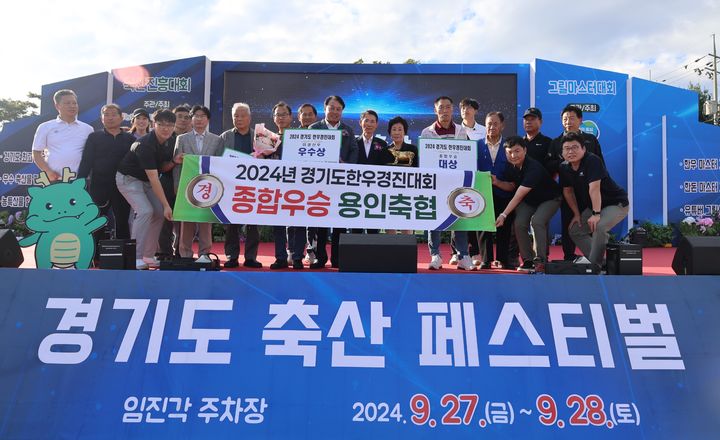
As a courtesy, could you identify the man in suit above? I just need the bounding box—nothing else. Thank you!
[308,95,357,268]
[354,109,387,235]
[218,103,263,269]
[356,109,387,166]
[173,105,224,258]
[547,105,605,261]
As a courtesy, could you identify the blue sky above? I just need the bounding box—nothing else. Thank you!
[2,0,719,104]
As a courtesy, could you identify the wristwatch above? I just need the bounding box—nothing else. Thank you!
[592,210,601,216]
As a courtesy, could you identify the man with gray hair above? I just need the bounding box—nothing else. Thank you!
[32,89,94,181]
[219,102,262,269]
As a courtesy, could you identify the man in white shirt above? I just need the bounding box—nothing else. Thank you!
[459,97,487,141]
[32,89,93,181]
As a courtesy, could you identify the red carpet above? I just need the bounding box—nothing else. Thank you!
[19,242,677,275]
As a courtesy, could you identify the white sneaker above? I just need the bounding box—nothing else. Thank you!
[428,254,443,270]
[449,254,459,265]
[195,254,212,264]
[303,251,317,265]
[142,256,160,269]
[136,259,149,270]
[457,255,477,271]
[573,256,591,264]
[471,254,482,266]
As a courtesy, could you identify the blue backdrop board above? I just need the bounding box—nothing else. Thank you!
[630,78,700,225]
[0,115,44,216]
[666,115,720,222]
[112,56,208,122]
[209,62,530,142]
[40,72,110,126]
[0,269,717,439]
[535,59,629,235]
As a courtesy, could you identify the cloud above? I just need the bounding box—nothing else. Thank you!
[1,0,718,102]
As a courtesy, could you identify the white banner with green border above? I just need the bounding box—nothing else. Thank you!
[173,155,496,231]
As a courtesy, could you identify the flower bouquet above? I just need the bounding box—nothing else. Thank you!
[678,212,720,236]
[252,123,281,158]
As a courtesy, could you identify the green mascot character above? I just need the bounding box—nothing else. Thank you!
[19,167,108,269]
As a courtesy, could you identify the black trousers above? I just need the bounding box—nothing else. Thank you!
[560,200,577,260]
[224,224,260,261]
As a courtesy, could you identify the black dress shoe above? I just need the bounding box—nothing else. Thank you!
[292,260,304,270]
[243,260,262,268]
[270,259,289,270]
[309,260,327,269]
[224,259,239,269]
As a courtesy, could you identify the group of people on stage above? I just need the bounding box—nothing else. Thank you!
[31,88,627,273]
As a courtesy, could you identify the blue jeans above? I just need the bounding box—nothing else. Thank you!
[428,230,468,257]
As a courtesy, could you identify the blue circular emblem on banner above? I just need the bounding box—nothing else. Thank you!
[580,120,600,139]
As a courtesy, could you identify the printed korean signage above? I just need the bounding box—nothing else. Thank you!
[111,56,207,117]
[666,115,720,222]
[172,155,497,231]
[0,270,716,439]
[281,129,342,163]
[417,138,478,171]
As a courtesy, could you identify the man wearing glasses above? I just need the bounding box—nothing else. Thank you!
[116,110,179,269]
[548,105,605,261]
[559,132,627,270]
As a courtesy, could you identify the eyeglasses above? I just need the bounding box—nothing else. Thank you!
[562,145,581,152]
[273,113,290,118]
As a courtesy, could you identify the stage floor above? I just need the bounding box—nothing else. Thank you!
[18,242,677,275]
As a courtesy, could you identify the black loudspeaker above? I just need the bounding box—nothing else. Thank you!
[339,233,417,273]
[544,260,597,275]
[606,243,643,275]
[672,236,720,275]
[0,229,24,268]
[98,239,136,270]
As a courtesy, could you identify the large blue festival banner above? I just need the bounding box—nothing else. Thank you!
[1,268,718,439]
[665,115,720,223]
[1,72,109,218]
[630,78,699,225]
[535,59,629,235]
[112,56,208,123]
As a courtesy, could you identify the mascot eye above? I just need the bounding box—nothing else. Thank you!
[45,202,53,210]
[69,198,77,206]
